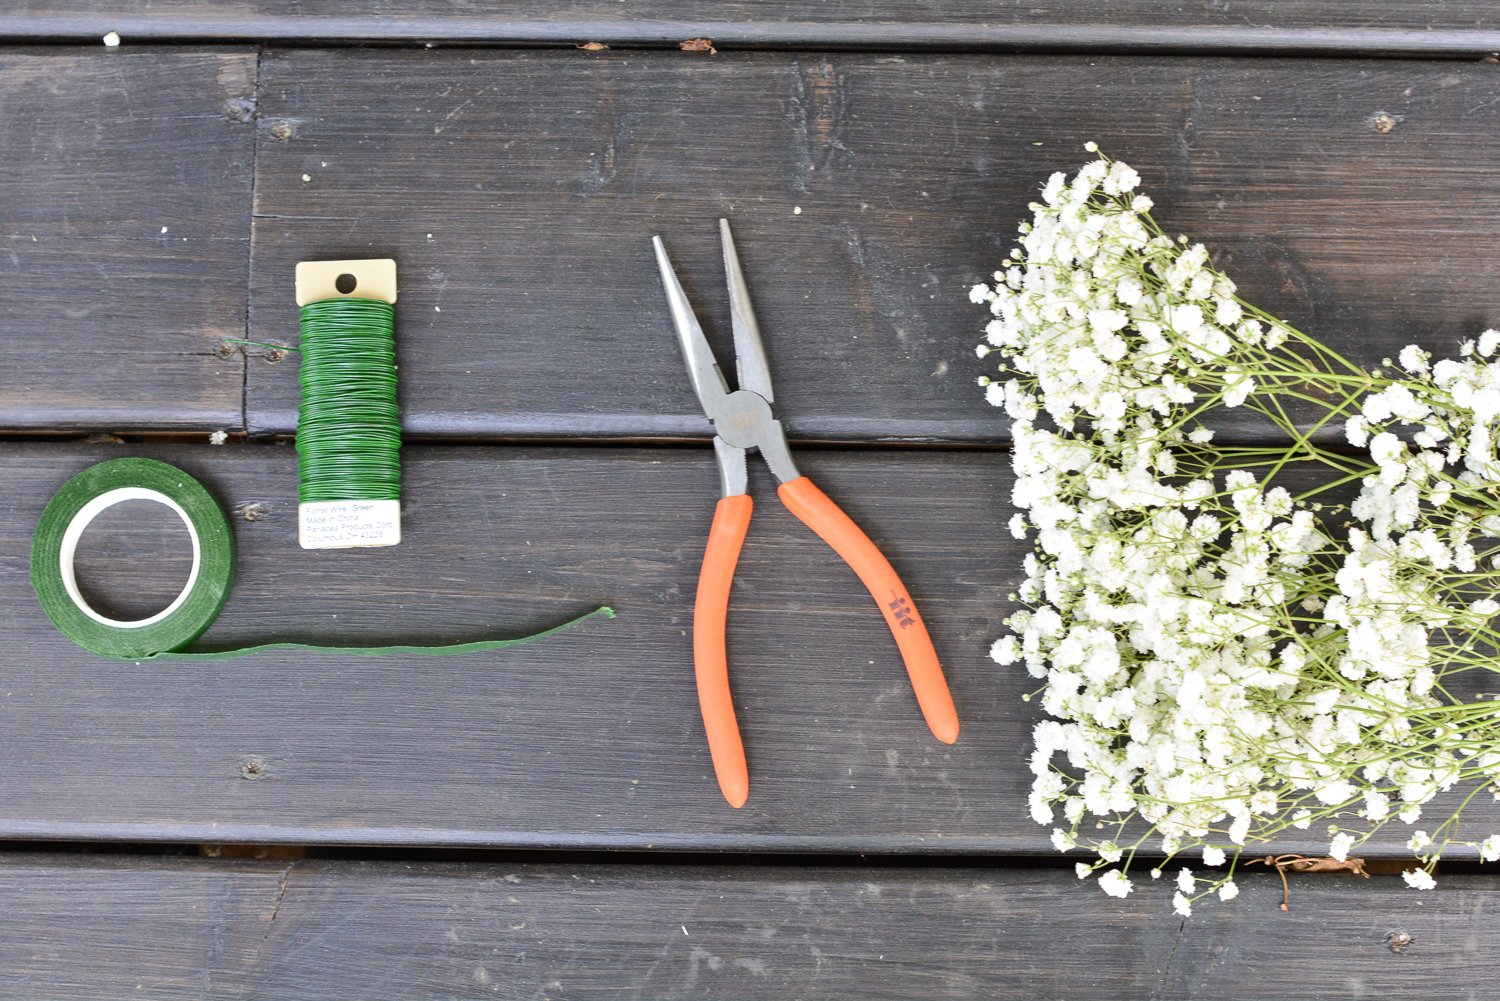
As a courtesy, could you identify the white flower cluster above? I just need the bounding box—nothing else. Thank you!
[974,149,1500,913]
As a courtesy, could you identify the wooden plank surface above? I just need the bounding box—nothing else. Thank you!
[2,852,1491,1000]
[0,49,255,431]
[248,51,1500,443]
[5,441,1497,856]
[4,34,1500,978]
[5,4,1500,54]
[0,440,1024,850]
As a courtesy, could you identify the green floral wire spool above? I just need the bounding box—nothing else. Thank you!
[297,298,401,502]
[293,259,404,549]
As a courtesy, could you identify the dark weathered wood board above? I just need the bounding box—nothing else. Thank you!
[5,3,1500,53]
[7,49,1496,442]
[1,853,1490,1000]
[4,441,1495,858]
[248,51,1500,443]
[0,441,1026,850]
[0,49,255,431]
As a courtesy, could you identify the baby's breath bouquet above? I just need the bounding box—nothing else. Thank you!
[972,145,1500,914]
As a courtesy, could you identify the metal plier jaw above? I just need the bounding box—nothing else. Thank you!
[653,220,959,809]
[652,220,799,498]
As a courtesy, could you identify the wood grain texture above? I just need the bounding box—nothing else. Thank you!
[4,3,1500,53]
[4,441,1496,856]
[0,49,255,431]
[248,50,1500,443]
[0,441,1020,850]
[2,853,1493,1000]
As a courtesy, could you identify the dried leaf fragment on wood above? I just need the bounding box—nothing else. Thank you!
[680,38,717,54]
[1250,854,1370,912]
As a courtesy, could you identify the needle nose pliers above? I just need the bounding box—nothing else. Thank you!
[652,219,959,808]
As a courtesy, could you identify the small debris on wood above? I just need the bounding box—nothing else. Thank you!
[1387,930,1413,954]
[236,502,269,522]
[1369,111,1401,133]
[577,42,609,51]
[680,38,717,54]
[266,119,297,141]
[240,756,268,780]
[1250,854,1370,911]
[82,433,124,445]
[200,844,306,860]
[209,429,229,446]
[223,97,257,124]
[102,31,121,47]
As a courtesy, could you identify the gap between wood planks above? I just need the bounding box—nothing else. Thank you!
[0,838,1456,878]
[1,18,1499,59]
[0,429,1010,453]
[0,431,1387,462]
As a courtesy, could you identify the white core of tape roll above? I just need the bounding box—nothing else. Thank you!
[298,499,402,550]
[56,487,203,629]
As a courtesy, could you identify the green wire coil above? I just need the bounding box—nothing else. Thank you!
[295,297,401,504]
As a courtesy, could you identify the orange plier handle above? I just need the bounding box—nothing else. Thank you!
[694,476,958,808]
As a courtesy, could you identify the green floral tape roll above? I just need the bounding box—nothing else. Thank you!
[32,457,614,661]
[30,458,234,661]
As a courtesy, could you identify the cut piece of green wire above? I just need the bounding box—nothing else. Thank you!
[296,298,401,504]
